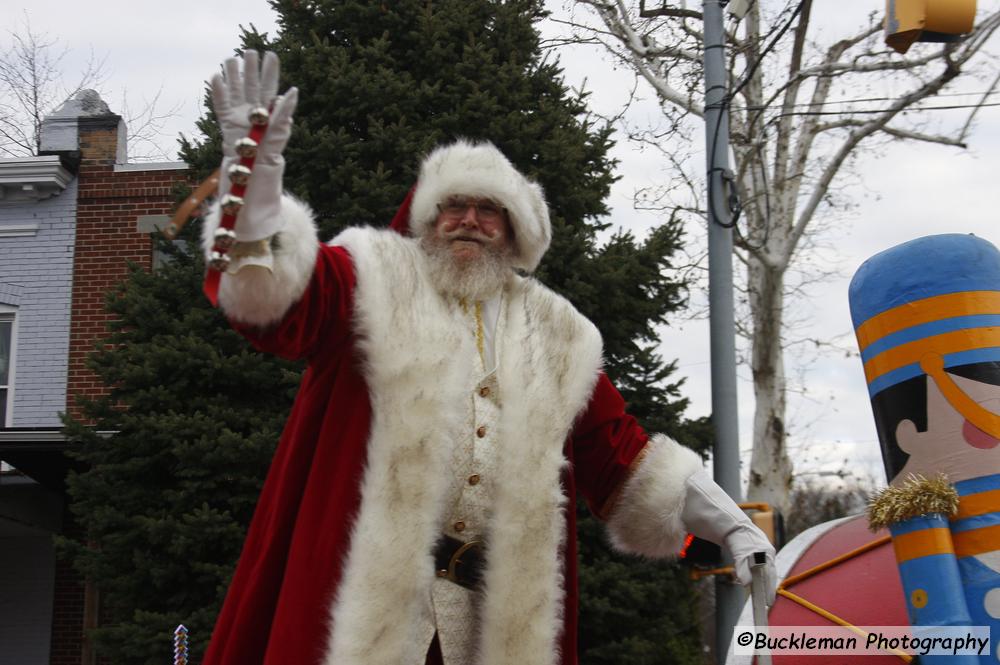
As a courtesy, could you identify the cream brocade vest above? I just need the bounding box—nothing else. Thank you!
[415,295,506,663]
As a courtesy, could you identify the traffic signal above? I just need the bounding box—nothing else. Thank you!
[678,503,784,574]
[679,533,723,568]
[885,0,976,54]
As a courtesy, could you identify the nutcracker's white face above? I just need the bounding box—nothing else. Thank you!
[894,373,1000,485]
[420,195,514,300]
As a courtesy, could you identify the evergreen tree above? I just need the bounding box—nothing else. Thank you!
[60,231,302,662]
[63,1,709,662]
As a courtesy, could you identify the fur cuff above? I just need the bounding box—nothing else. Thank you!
[202,194,319,326]
[606,434,704,558]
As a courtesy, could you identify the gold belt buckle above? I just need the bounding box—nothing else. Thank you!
[447,539,484,584]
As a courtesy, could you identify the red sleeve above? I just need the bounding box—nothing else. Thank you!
[231,244,356,361]
[571,372,649,520]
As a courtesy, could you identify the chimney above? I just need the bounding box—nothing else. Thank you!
[40,89,126,165]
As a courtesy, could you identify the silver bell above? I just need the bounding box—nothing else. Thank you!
[234,137,258,159]
[213,227,238,250]
[249,106,270,126]
[209,251,231,272]
[228,164,252,186]
[220,194,244,216]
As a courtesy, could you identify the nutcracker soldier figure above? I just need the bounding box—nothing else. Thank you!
[850,233,1000,662]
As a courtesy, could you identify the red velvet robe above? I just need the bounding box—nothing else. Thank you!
[202,243,649,665]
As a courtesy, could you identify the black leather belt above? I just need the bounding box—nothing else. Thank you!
[433,534,485,590]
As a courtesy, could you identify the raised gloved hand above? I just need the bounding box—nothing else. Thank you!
[681,470,777,605]
[210,50,298,242]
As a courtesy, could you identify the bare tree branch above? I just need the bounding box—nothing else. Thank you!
[771,0,812,187]
[815,118,968,147]
[749,21,880,128]
[789,64,959,265]
[958,69,1000,143]
[563,0,1000,509]
[0,13,179,161]
[119,87,182,162]
[0,121,33,156]
[0,13,107,156]
[638,1,701,21]
[789,13,1000,258]
[798,49,944,77]
[574,0,705,114]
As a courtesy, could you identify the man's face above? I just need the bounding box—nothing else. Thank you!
[432,195,513,263]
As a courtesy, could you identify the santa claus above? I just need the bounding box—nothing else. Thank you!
[199,51,776,665]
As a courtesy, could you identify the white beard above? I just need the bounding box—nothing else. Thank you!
[420,234,513,301]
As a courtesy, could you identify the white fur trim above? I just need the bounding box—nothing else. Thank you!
[478,275,603,665]
[409,140,551,274]
[323,227,467,664]
[606,434,705,558]
[201,194,318,326]
[322,228,602,665]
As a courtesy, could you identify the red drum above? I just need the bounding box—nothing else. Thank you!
[727,514,910,665]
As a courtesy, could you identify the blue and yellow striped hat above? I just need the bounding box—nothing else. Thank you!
[849,234,1000,398]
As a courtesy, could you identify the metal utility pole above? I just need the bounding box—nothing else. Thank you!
[702,0,743,659]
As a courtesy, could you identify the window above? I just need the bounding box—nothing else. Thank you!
[0,313,12,426]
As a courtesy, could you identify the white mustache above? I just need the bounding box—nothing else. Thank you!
[444,230,494,243]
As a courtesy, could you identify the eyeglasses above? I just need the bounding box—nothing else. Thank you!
[437,196,506,222]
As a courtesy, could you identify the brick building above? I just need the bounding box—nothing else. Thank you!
[0,90,188,664]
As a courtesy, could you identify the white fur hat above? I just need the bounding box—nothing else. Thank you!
[409,140,551,273]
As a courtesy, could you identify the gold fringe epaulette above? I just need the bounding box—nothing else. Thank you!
[867,473,959,531]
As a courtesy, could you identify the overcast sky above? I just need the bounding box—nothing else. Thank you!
[7,0,998,492]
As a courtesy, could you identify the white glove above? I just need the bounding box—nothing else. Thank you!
[210,50,299,242]
[681,470,777,606]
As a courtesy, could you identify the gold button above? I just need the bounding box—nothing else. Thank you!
[479,386,491,397]
[437,569,449,578]
[454,520,466,532]
[468,474,481,486]
[476,426,487,438]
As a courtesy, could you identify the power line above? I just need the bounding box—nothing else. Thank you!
[766,100,1000,118]
[728,89,1000,111]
